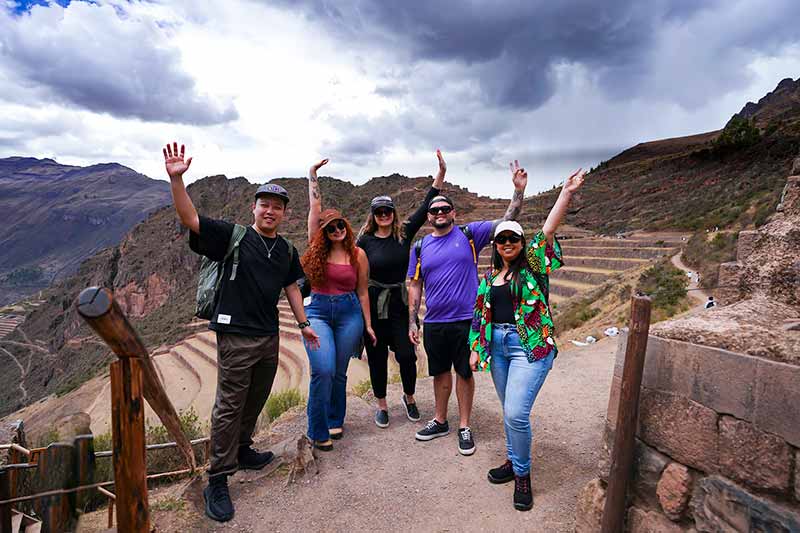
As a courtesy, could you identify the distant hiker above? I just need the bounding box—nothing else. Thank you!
[162,142,319,523]
[705,296,716,309]
[469,168,586,512]
[356,150,447,428]
[407,159,528,456]
[301,158,375,451]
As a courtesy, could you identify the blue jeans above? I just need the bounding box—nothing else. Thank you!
[304,292,364,441]
[489,323,555,476]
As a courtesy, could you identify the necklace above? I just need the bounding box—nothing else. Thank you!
[257,232,279,259]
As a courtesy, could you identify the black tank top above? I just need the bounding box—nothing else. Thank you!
[491,284,515,324]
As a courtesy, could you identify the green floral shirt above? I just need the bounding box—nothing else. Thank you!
[468,230,563,371]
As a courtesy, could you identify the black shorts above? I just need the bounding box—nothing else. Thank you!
[423,319,473,379]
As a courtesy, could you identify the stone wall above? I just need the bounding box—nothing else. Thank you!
[576,171,800,532]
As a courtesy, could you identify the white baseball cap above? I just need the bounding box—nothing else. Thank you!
[494,220,524,238]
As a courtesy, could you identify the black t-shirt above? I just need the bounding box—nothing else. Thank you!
[189,215,304,336]
[357,187,439,318]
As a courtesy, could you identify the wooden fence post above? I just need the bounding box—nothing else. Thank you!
[73,434,95,513]
[601,295,652,533]
[110,357,150,532]
[0,468,11,533]
[34,443,76,533]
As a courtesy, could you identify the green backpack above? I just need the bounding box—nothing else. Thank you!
[195,224,248,319]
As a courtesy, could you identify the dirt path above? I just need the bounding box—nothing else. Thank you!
[143,337,618,532]
[671,252,709,307]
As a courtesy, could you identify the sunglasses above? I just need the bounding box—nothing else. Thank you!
[495,234,522,245]
[428,205,453,215]
[325,220,346,233]
[374,208,394,217]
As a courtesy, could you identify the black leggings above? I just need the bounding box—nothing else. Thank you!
[365,313,417,399]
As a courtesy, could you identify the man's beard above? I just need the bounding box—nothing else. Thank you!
[432,218,454,230]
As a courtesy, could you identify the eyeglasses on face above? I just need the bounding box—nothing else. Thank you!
[495,234,522,245]
[325,220,346,233]
[428,205,453,215]
[374,208,394,217]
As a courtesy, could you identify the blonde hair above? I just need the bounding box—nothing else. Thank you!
[358,210,404,241]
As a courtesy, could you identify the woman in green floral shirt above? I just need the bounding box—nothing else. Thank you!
[468,166,586,512]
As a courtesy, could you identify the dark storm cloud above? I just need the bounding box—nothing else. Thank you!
[0,2,238,125]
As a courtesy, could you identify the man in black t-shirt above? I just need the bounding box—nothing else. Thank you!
[163,142,319,523]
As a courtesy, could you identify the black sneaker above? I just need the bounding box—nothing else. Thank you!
[488,459,515,484]
[415,419,449,441]
[514,473,534,511]
[458,427,476,456]
[237,446,274,470]
[402,396,421,422]
[375,409,389,428]
[203,476,234,522]
[329,427,343,440]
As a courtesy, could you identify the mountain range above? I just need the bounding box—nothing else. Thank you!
[0,77,799,417]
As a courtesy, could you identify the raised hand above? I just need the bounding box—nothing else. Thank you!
[436,149,446,174]
[310,158,329,175]
[510,159,528,191]
[563,168,587,194]
[163,142,192,179]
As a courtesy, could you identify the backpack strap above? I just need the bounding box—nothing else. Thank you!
[412,237,425,281]
[227,224,248,282]
[280,235,295,265]
[459,224,477,265]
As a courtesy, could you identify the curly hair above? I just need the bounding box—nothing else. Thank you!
[301,218,359,288]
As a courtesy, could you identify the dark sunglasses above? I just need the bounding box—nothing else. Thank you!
[495,234,522,245]
[428,205,453,215]
[374,208,394,217]
[325,220,346,233]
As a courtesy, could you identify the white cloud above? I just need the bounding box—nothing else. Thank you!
[0,0,798,198]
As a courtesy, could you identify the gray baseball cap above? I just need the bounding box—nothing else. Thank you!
[255,183,290,204]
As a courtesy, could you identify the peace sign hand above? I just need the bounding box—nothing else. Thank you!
[510,160,528,191]
[163,142,192,180]
[564,168,587,194]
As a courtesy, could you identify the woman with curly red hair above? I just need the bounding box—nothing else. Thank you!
[301,158,375,451]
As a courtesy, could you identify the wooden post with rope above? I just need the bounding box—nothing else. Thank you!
[601,294,652,533]
[76,286,197,532]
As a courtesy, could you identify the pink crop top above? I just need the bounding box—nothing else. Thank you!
[313,262,358,295]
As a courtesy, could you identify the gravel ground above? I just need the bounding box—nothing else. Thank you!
[184,337,619,533]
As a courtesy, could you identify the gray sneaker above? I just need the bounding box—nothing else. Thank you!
[375,409,389,428]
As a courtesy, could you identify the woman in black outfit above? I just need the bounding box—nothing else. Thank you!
[357,150,447,428]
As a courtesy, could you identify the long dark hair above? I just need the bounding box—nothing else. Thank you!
[490,236,528,302]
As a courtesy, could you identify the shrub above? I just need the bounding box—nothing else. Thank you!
[352,379,372,398]
[636,261,688,312]
[712,116,761,154]
[263,388,304,422]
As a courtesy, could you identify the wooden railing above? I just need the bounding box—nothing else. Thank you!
[0,286,202,532]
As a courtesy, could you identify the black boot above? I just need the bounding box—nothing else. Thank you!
[488,459,515,484]
[238,445,274,470]
[513,473,533,511]
[203,475,234,522]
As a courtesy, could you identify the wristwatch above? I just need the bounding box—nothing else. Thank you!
[298,320,311,329]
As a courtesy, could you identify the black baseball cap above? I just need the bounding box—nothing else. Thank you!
[428,195,454,209]
[255,183,290,204]
[370,195,395,212]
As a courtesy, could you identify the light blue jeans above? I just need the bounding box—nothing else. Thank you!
[489,323,555,476]
[304,292,364,441]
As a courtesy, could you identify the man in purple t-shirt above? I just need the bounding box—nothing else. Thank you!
[407,162,528,455]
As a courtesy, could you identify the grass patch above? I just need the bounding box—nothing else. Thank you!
[554,295,601,331]
[352,378,372,398]
[388,372,403,385]
[151,497,186,512]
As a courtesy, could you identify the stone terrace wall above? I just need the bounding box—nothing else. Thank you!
[576,170,800,532]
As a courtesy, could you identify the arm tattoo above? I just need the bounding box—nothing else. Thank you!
[309,174,321,201]
[503,189,524,221]
[409,292,421,327]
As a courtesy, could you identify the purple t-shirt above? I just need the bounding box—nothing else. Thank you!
[407,221,494,323]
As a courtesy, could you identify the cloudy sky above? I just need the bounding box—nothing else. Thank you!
[1,0,799,197]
